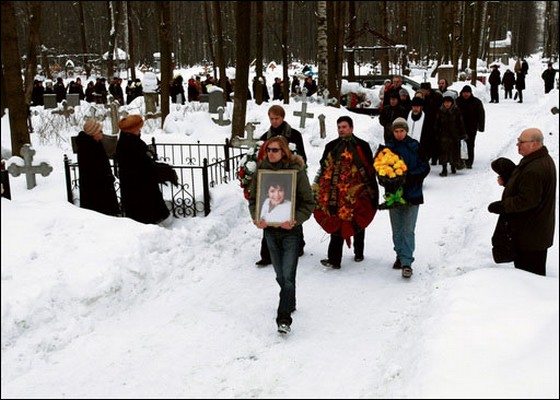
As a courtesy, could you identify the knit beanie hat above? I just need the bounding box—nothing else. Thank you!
[399,88,408,97]
[460,85,472,94]
[83,119,102,136]
[118,114,144,133]
[392,117,409,132]
[420,82,431,90]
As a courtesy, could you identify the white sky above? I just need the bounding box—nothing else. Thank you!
[1,55,559,399]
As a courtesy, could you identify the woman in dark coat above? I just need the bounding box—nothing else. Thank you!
[76,119,120,216]
[515,71,526,103]
[115,115,170,224]
[434,91,467,176]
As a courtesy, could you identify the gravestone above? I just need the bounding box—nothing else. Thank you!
[7,144,53,189]
[67,93,80,107]
[438,66,455,86]
[208,91,225,113]
[71,133,118,159]
[318,114,326,138]
[199,94,209,103]
[44,94,57,109]
[230,122,260,148]
[144,93,158,114]
[211,107,231,126]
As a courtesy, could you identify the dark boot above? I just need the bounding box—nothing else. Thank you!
[439,165,448,177]
[451,165,456,174]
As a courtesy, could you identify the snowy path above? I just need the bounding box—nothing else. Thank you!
[2,68,558,398]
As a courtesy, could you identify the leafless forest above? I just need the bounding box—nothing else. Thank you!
[1,1,558,155]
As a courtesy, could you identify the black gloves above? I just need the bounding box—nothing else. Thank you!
[488,201,504,214]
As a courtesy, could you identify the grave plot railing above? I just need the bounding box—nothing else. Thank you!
[64,138,248,218]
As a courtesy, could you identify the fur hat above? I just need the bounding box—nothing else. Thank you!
[420,82,431,90]
[411,97,424,107]
[392,117,409,132]
[83,119,102,136]
[118,114,144,133]
[491,157,516,185]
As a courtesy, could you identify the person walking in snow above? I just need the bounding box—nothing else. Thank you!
[383,118,430,278]
[248,136,315,334]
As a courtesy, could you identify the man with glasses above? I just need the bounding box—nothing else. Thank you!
[488,128,556,276]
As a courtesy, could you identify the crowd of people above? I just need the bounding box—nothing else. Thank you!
[69,61,556,336]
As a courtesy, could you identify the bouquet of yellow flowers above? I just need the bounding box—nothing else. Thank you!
[373,146,408,209]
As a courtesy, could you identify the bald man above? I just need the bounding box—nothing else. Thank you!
[488,128,557,276]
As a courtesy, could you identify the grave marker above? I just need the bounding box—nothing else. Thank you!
[66,93,80,107]
[231,122,260,148]
[211,107,231,126]
[318,114,326,138]
[7,144,53,189]
[44,94,57,109]
[293,102,314,129]
[208,90,225,113]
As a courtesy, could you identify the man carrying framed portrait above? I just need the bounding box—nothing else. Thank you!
[248,136,315,335]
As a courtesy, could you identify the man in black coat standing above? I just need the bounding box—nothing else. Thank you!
[541,62,558,94]
[488,128,556,276]
[456,85,485,169]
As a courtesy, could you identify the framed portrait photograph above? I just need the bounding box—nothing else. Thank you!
[256,169,297,226]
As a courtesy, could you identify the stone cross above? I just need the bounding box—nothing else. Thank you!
[231,122,260,148]
[211,106,231,126]
[293,86,309,103]
[293,101,314,129]
[7,144,53,189]
[51,100,75,119]
[322,89,338,106]
[318,114,326,138]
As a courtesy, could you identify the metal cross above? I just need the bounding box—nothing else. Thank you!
[293,101,314,129]
[211,106,231,126]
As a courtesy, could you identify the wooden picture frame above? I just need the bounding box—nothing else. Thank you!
[256,169,297,226]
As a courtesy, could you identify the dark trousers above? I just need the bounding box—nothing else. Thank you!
[260,230,305,262]
[264,225,302,325]
[465,133,477,167]
[327,229,365,266]
[490,85,499,102]
[514,249,547,276]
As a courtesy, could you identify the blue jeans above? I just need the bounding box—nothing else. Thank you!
[389,205,419,266]
[264,225,302,325]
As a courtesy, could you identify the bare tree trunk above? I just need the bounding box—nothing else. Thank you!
[24,1,41,104]
[451,2,461,79]
[470,1,483,86]
[254,2,264,104]
[317,1,327,93]
[78,1,87,67]
[106,1,117,78]
[380,1,389,74]
[212,1,227,103]
[282,1,289,104]
[203,2,214,65]
[231,1,250,141]
[346,1,357,81]
[461,2,473,73]
[158,1,171,128]
[1,1,31,156]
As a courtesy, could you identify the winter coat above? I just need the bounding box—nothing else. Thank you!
[456,95,485,137]
[76,131,120,216]
[541,67,557,92]
[501,70,516,91]
[489,69,501,86]
[115,132,170,224]
[492,147,556,251]
[434,101,466,165]
[259,122,307,163]
[248,156,315,228]
[515,72,526,91]
[386,136,430,205]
